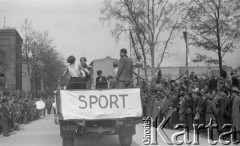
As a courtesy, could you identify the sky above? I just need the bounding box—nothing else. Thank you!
[0,0,239,68]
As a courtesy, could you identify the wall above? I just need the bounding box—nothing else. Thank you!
[91,57,118,89]
[0,29,23,91]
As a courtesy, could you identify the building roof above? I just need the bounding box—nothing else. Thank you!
[0,29,23,42]
[90,56,119,65]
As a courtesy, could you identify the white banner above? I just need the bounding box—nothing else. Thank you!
[60,88,142,120]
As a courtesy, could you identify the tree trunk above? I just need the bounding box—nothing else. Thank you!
[216,3,222,76]
[151,45,155,77]
[218,50,222,76]
[32,66,36,98]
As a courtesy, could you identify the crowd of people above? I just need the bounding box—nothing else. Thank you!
[144,69,240,141]
[0,91,54,137]
[1,47,239,143]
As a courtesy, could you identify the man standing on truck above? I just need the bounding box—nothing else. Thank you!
[116,48,133,89]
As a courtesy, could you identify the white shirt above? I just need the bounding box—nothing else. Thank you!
[114,67,118,77]
[67,63,85,77]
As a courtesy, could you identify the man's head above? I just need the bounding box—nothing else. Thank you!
[97,70,102,77]
[113,62,118,68]
[210,90,217,98]
[231,71,236,77]
[107,75,113,80]
[2,98,8,105]
[80,57,87,66]
[120,48,127,57]
[220,87,228,97]
[170,80,175,86]
[231,87,240,98]
[67,55,76,65]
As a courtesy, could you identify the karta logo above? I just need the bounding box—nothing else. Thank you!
[142,117,240,145]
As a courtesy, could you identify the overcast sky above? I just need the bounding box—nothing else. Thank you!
[0,0,239,68]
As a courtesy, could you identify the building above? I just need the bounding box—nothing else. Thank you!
[90,56,236,86]
[0,29,23,91]
[137,66,233,81]
[90,56,119,89]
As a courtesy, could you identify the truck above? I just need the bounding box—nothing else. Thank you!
[55,84,143,146]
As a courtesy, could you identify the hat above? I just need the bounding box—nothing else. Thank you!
[231,71,236,75]
[232,87,240,93]
[2,98,8,103]
[220,87,229,94]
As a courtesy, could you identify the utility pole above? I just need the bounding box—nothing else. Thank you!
[3,17,6,28]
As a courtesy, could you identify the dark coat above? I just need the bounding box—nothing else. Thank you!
[208,78,218,91]
[22,102,29,114]
[1,104,10,119]
[116,55,133,82]
[206,97,219,122]
[232,96,240,131]
[96,76,108,89]
[219,96,232,125]
[232,77,239,87]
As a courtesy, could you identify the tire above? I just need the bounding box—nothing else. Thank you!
[119,134,132,146]
[62,137,74,146]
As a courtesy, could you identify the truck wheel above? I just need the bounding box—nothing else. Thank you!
[119,134,132,146]
[62,137,74,146]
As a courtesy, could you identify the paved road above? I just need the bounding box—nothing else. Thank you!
[0,115,238,146]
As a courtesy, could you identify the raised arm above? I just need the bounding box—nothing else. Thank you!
[62,67,68,77]
[116,58,124,80]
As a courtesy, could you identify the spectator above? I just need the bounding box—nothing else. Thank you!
[231,71,239,88]
[218,87,231,133]
[221,67,228,79]
[231,87,240,141]
[1,98,10,137]
[155,70,162,84]
[208,75,218,92]
[205,90,219,140]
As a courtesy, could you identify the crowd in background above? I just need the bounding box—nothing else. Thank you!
[142,69,240,141]
[0,91,54,137]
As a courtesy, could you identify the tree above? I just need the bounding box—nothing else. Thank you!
[101,0,183,80]
[40,48,65,92]
[21,19,64,97]
[183,0,240,74]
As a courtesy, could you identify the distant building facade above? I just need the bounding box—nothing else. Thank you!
[90,56,119,89]
[0,29,23,91]
[90,56,236,86]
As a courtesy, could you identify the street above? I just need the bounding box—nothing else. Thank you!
[0,114,238,146]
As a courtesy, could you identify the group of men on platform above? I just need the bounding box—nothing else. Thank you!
[64,48,134,90]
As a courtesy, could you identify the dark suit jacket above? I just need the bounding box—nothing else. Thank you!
[116,55,133,82]
[1,104,10,119]
[96,76,108,89]
[22,102,29,114]
[232,77,239,87]
[208,78,218,91]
